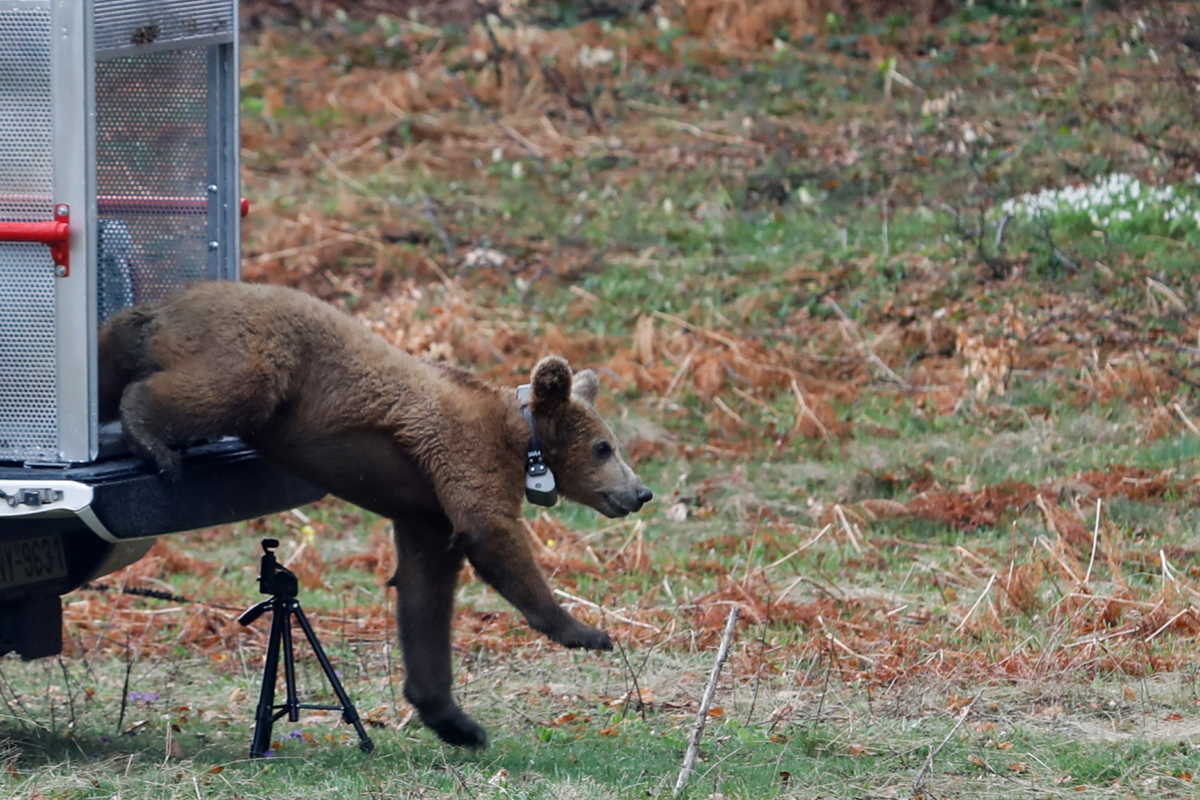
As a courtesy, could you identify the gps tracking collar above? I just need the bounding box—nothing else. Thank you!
[516,384,558,507]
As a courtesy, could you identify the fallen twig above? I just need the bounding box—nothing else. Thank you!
[1145,607,1194,643]
[661,347,698,401]
[1161,549,1180,588]
[993,212,1012,255]
[1064,626,1139,649]
[954,572,997,634]
[56,657,77,731]
[825,298,913,389]
[1172,403,1200,437]
[615,640,647,722]
[448,74,545,161]
[1083,498,1101,586]
[832,505,864,554]
[553,588,660,632]
[674,606,739,796]
[790,379,830,442]
[911,694,979,797]
[819,624,876,666]
[116,636,134,735]
[420,195,455,263]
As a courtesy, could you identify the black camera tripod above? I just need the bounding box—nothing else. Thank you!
[238,538,374,758]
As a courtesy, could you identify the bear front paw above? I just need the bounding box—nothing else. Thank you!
[557,624,613,651]
[426,708,488,748]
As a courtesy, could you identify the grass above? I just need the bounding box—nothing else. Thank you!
[4,649,1200,798]
[9,0,1200,797]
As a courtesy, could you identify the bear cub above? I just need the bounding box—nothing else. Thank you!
[98,281,652,747]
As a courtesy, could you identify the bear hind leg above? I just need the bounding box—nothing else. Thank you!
[119,379,185,479]
[119,364,276,480]
[391,516,486,748]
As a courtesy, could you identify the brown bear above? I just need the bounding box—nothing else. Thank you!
[97,281,652,747]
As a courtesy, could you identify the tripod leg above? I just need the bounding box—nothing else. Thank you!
[280,601,300,722]
[249,600,285,758]
[291,604,375,753]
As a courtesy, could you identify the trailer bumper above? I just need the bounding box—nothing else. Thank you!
[0,438,325,658]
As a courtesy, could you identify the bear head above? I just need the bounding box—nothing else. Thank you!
[528,356,652,518]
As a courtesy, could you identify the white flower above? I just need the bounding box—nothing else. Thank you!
[577,46,614,69]
[1000,172,1200,234]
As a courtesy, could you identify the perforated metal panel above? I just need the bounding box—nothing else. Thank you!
[93,0,234,55]
[0,2,53,222]
[0,248,58,457]
[95,47,211,305]
[0,0,59,460]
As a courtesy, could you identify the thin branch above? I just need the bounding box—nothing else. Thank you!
[553,588,661,632]
[420,195,455,263]
[911,694,979,797]
[673,606,739,796]
[116,636,134,734]
[56,657,77,730]
[825,298,914,389]
[1172,403,1200,436]
[1084,498,1102,585]
[954,573,997,634]
[614,640,647,722]
[993,212,1012,254]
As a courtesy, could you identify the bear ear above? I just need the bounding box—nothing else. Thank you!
[571,369,599,405]
[531,356,572,412]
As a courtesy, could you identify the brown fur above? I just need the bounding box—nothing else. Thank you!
[98,281,652,747]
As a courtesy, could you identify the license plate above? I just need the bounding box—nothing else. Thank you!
[0,535,68,591]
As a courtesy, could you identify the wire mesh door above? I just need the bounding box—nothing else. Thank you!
[94,0,239,316]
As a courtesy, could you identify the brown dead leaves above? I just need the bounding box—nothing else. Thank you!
[907,482,1039,531]
[898,466,1196,532]
[333,520,397,586]
[121,539,219,581]
[681,0,952,49]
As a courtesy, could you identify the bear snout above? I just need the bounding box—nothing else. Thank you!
[599,484,653,517]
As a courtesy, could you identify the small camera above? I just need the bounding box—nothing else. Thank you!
[257,538,298,598]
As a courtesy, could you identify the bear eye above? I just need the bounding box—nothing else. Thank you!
[593,441,613,460]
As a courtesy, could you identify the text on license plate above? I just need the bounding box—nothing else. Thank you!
[0,535,68,591]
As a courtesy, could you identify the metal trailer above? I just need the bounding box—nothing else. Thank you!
[0,0,323,658]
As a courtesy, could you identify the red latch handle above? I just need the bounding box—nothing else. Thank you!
[0,197,245,277]
[0,204,70,276]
